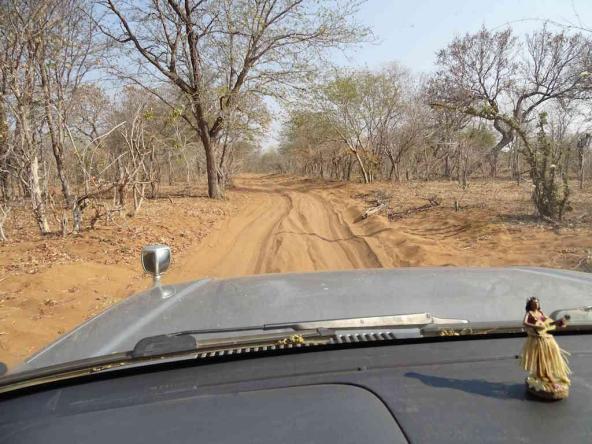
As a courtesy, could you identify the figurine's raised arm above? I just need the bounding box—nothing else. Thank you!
[522,312,545,330]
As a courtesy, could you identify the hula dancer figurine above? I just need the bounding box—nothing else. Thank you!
[520,296,571,400]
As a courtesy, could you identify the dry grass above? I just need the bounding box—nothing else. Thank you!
[0,184,242,277]
[353,178,592,225]
[350,178,592,272]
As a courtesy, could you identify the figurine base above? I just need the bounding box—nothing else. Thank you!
[525,377,569,401]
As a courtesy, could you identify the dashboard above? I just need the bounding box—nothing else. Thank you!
[1,334,591,443]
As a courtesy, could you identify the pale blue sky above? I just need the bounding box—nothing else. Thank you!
[263,0,592,149]
[344,0,592,73]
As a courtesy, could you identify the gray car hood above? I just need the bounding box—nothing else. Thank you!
[20,267,592,371]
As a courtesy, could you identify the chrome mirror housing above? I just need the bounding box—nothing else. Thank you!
[141,244,171,285]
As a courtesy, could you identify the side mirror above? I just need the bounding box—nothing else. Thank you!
[141,244,171,286]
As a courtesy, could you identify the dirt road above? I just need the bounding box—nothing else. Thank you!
[2,174,591,368]
[169,176,383,281]
[168,175,591,282]
[169,175,592,282]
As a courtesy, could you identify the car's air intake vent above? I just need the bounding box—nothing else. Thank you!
[330,331,398,343]
[194,331,398,358]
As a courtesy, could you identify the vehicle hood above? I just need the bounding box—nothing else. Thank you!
[20,267,592,371]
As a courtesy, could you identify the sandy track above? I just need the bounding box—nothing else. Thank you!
[168,175,592,284]
[168,176,383,281]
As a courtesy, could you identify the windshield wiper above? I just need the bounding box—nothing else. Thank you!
[266,312,468,330]
[421,306,592,337]
[159,312,468,337]
[130,313,468,358]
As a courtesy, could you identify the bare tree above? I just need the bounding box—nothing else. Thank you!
[279,109,346,179]
[99,0,368,198]
[431,27,592,177]
[384,100,428,181]
[33,0,102,232]
[0,17,10,202]
[429,27,518,176]
[431,26,592,219]
[2,2,52,233]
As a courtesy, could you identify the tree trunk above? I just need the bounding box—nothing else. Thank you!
[131,183,146,217]
[17,99,51,234]
[192,97,224,198]
[460,156,468,188]
[196,120,224,198]
[578,148,584,190]
[514,142,521,185]
[204,141,223,198]
[444,153,451,178]
[182,152,191,184]
[346,157,353,181]
[38,57,80,232]
[489,149,499,178]
[0,93,9,202]
[217,136,231,192]
[0,205,9,242]
[576,134,591,190]
[28,155,50,234]
[72,202,83,232]
[116,157,127,208]
[488,118,514,178]
[167,151,173,186]
[352,150,369,184]
[218,130,232,184]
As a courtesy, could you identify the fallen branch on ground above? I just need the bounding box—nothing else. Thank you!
[361,203,387,219]
[388,197,441,221]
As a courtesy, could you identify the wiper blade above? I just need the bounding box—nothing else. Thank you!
[266,312,467,330]
[421,319,592,337]
[130,313,467,358]
[165,312,468,337]
[0,329,338,394]
[421,307,592,337]
[131,329,334,358]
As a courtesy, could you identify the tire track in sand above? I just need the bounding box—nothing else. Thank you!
[262,190,383,271]
[168,176,384,281]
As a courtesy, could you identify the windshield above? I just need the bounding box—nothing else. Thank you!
[1,0,592,379]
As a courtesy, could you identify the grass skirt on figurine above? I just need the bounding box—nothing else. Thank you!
[520,330,570,398]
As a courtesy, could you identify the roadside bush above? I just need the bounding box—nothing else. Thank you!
[529,113,571,221]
